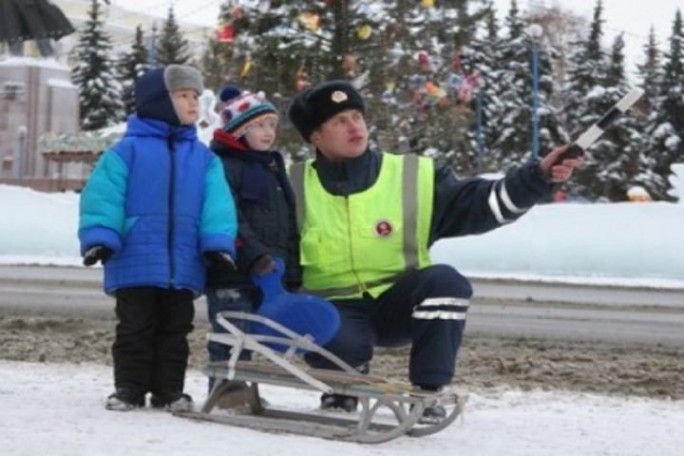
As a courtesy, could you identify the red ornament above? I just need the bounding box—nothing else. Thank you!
[452,52,462,71]
[216,24,235,43]
[231,7,245,20]
[417,51,432,72]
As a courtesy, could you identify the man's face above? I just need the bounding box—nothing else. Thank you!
[310,109,368,161]
[170,88,200,125]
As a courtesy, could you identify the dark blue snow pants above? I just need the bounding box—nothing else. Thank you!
[305,264,472,388]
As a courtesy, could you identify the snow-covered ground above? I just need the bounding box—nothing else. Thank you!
[1,183,683,454]
[1,360,682,456]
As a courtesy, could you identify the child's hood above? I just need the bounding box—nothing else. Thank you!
[134,65,203,127]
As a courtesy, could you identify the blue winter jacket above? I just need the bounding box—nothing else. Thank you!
[78,115,237,295]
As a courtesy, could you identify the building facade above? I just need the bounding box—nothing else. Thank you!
[0,59,81,191]
[0,0,212,192]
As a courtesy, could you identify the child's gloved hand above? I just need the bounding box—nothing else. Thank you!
[83,246,113,266]
[204,251,236,271]
[251,254,277,277]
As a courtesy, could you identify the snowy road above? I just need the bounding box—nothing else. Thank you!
[1,265,682,347]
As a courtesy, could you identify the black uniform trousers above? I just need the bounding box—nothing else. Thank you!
[112,287,195,402]
[305,264,472,388]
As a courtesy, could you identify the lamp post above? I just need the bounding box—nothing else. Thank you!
[16,126,27,184]
[526,23,543,162]
[475,89,483,173]
[148,22,158,67]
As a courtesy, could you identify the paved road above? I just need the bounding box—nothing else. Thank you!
[1,265,682,347]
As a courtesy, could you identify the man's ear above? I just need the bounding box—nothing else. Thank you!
[309,130,320,147]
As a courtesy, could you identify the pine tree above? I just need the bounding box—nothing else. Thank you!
[562,0,608,199]
[201,37,226,93]
[588,34,645,201]
[488,0,528,169]
[71,0,124,131]
[647,9,684,200]
[465,2,505,172]
[116,25,149,117]
[155,6,191,66]
[637,27,664,114]
[563,0,605,133]
[633,27,666,198]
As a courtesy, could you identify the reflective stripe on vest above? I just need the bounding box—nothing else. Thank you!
[290,153,434,300]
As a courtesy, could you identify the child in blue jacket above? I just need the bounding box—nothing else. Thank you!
[78,65,237,413]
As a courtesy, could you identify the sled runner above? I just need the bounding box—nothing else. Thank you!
[177,311,466,444]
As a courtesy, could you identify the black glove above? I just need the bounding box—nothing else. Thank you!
[204,251,236,271]
[83,246,113,266]
[250,254,277,277]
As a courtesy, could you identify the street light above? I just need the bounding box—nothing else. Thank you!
[148,22,158,67]
[526,23,543,162]
[16,125,27,184]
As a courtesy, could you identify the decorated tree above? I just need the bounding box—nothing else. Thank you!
[366,0,492,174]
[207,0,492,169]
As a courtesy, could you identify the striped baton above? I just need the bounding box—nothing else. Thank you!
[557,87,644,162]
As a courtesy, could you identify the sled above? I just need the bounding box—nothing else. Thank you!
[177,311,466,444]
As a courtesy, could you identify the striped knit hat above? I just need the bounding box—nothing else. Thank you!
[220,86,278,138]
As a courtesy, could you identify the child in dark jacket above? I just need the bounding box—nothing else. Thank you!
[78,65,238,413]
[206,86,301,407]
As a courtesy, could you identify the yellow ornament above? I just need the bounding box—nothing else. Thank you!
[421,0,435,8]
[357,24,372,40]
[300,12,321,31]
[241,60,253,77]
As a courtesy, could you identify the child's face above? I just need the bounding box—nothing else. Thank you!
[243,117,278,151]
[170,88,200,125]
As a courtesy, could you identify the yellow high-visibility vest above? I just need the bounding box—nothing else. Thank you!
[290,153,434,300]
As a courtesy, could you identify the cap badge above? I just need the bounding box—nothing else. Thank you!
[331,90,348,103]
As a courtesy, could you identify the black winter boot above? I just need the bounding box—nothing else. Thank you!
[413,385,448,424]
[150,392,194,413]
[105,388,145,411]
[320,393,358,412]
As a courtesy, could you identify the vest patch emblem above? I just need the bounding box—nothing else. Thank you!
[374,220,394,237]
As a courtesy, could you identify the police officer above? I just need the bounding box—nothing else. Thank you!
[287,80,580,420]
